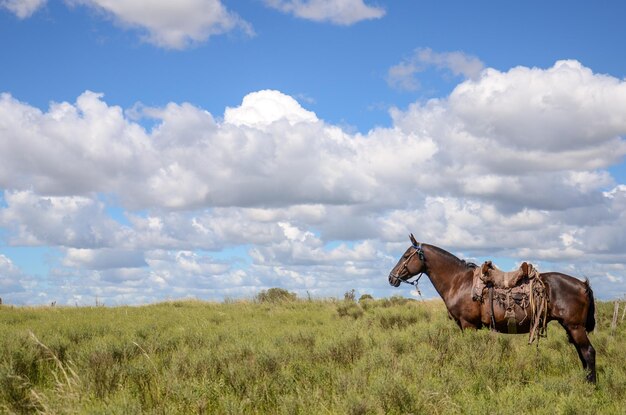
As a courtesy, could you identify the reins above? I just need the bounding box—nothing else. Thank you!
[398,273,424,297]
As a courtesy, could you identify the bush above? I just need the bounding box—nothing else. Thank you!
[379,295,413,307]
[336,302,364,319]
[255,288,297,303]
[358,294,374,303]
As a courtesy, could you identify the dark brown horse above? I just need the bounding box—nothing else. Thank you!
[388,235,597,383]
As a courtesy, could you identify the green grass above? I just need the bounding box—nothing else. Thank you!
[1,298,624,414]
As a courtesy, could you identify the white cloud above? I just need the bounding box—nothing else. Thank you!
[263,0,385,25]
[389,60,626,212]
[0,190,129,248]
[67,0,254,49]
[0,0,46,18]
[2,62,624,215]
[4,0,253,48]
[172,250,230,275]
[387,47,485,91]
[448,60,626,154]
[2,59,626,303]
[0,254,27,294]
[566,171,613,193]
[0,91,153,196]
[224,90,318,128]
[4,0,385,48]
[418,47,485,80]
[387,61,422,92]
[125,90,436,209]
[63,248,147,269]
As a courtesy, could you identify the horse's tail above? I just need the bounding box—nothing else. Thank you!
[584,278,596,333]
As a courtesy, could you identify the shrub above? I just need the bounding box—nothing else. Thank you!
[255,288,297,303]
[379,295,414,307]
[358,294,374,302]
[336,302,364,319]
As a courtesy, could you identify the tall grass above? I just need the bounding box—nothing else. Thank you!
[1,298,624,414]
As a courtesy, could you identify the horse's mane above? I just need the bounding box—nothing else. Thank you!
[426,244,477,269]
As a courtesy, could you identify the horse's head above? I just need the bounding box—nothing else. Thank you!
[388,234,426,287]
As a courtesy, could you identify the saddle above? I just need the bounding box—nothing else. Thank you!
[471,261,536,302]
[471,260,547,343]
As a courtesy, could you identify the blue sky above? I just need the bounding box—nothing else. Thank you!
[1,0,626,305]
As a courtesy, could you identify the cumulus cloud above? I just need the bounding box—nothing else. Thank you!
[0,190,131,248]
[0,254,27,295]
[5,0,385,50]
[224,90,318,127]
[387,47,485,91]
[4,0,253,49]
[390,61,626,209]
[0,92,153,196]
[25,89,430,210]
[63,248,147,269]
[2,62,625,214]
[0,0,46,18]
[448,60,626,154]
[263,0,385,25]
[67,0,253,49]
[2,59,626,303]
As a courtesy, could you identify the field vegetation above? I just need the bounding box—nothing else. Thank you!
[1,290,625,414]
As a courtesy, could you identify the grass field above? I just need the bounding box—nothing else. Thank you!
[1,295,625,414]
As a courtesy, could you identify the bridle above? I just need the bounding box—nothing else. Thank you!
[390,243,426,294]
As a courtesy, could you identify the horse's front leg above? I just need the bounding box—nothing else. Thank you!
[450,303,483,330]
[448,311,479,330]
[459,319,481,330]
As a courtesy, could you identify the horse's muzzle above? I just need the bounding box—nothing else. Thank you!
[388,273,401,287]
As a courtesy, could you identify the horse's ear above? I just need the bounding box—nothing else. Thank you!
[409,233,418,246]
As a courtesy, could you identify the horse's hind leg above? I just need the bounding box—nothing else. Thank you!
[561,323,596,383]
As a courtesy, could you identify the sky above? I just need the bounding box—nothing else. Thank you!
[1,0,626,305]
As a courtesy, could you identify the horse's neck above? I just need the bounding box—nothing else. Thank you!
[423,246,470,301]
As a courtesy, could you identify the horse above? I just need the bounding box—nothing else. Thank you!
[388,234,597,383]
